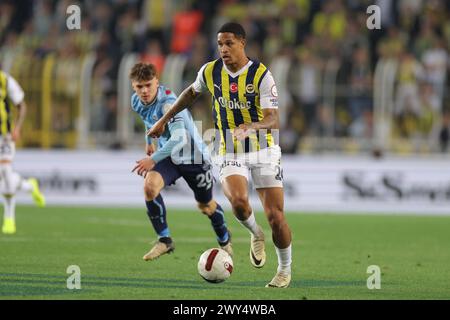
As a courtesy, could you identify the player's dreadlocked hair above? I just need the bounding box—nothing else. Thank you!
[217,22,246,39]
[129,63,157,82]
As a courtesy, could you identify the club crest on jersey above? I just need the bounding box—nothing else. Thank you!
[245,84,255,94]
[152,115,158,120]
[244,83,257,97]
[230,83,238,93]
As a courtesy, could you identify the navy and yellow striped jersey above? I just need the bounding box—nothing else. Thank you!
[0,71,14,136]
[193,59,279,155]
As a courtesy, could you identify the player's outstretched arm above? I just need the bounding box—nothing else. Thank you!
[147,85,200,138]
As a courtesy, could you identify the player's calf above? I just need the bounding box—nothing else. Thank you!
[145,194,169,235]
[198,201,232,256]
[266,208,292,249]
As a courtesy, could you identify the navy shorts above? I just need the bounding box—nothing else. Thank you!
[152,158,214,204]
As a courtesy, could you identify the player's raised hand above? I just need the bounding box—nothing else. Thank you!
[233,124,253,141]
[132,157,156,177]
[147,119,166,138]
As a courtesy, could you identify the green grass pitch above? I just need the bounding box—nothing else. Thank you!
[1,206,449,300]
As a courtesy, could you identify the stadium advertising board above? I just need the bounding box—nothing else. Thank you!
[13,151,450,215]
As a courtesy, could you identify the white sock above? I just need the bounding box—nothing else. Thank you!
[237,211,261,236]
[275,244,292,274]
[3,195,16,220]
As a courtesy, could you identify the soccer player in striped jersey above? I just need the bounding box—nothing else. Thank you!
[148,23,293,288]
[0,69,46,234]
[129,63,232,260]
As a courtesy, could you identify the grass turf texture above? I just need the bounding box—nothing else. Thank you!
[1,206,449,300]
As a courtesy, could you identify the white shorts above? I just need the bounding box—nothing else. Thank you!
[216,145,283,189]
[0,135,15,162]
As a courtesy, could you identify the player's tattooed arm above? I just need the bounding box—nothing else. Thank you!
[233,109,279,141]
[147,85,201,138]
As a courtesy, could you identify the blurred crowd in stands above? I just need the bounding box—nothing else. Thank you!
[0,0,449,153]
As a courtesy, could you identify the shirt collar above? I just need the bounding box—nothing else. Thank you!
[222,59,253,78]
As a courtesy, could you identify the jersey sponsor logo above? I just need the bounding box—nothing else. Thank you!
[230,83,238,93]
[165,89,172,95]
[220,160,242,169]
[218,96,251,110]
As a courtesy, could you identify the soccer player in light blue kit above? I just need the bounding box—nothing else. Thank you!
[130,63,232,261]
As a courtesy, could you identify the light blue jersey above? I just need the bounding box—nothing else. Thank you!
[131,85,210,165]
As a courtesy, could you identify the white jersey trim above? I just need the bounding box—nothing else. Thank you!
[259,71,279,109]
[192,64,208,93]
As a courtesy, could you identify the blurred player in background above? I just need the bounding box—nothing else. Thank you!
[129,63,232,260]
[148,23,292,288]
[0,69,46,234]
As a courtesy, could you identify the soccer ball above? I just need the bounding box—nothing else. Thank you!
[197,248,233,283]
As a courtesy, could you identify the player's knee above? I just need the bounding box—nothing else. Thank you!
[143,182,159,201]
[230,195,250,218]
[198,201,216,216]
[143,173,163,200]
[266,208,285,231]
